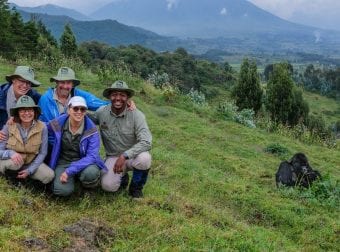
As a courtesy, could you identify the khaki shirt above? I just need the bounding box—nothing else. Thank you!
[93,105,152,158]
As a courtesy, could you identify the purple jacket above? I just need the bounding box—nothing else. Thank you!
[47,114,107,176]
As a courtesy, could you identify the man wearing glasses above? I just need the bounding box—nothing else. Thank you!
[0,66,41,130]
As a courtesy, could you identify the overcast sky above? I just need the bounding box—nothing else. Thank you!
[9,0,340,30]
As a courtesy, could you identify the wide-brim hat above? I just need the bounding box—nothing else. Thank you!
[50,67,80,86]
[6,66,41,87]
[103,80,135,99]
[10,95,41,117]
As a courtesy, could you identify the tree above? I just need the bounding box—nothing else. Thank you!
[266,63,294,124]
[60,23,77,57]
[232,58,263,113]
[0,0,11,56]
[266,63,309,126]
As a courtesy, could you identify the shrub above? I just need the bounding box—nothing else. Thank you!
[187,88,207,106]
[264,143,289,156]
[147,71,170,89]
[217,101,256,128]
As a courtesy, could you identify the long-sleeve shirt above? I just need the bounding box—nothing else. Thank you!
[0,122,48,175]
[92,105,152,159]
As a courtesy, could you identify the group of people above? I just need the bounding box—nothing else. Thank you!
[0,66,152,198]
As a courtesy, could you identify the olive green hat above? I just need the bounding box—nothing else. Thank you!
[103,80,135,99]
[50,67,80,86]
[6,66,41,87]
[10,95,41,117]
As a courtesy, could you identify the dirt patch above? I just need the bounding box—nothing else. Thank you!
[63,218,115,251]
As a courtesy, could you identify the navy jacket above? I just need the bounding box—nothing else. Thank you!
[0,82,41,129]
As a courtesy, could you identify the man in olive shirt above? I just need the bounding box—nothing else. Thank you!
[92,80,152,198]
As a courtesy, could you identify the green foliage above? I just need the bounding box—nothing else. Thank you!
[266,63,309,126]
[232,58,263,113]
[60,23,77,58]
[147,71,170,89]
[264,143,289,156]
[218,101,256,128]
[187,88,207,106]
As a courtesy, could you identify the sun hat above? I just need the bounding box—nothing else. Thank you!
[103,80,135,99]
[10,95,41,116]
[50,67,80,86]
[67,96,88,109]
[6,66,41,87]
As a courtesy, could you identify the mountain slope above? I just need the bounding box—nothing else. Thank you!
[90,0,318,38]
[17,10,181,52]
[10,3,91,21]
[0,61,339,251]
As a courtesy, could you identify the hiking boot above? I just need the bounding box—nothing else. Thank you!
[128,168,149,198]
[119,173,129,191]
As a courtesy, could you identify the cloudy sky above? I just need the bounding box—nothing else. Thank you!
[9,0,340,30]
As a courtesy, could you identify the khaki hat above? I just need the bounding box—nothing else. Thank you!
[10,95,41,117]
[103,80,135,99]
[50,67,80,86]
[6,66,41,87]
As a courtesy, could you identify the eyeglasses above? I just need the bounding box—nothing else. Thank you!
[72,106,87,113]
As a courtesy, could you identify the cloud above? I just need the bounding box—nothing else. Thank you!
[220,8,227,15]
[166,0,178,10]
[248,0,340,19]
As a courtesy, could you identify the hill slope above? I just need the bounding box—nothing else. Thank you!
[0,61,338,251]
[10,3,91,21]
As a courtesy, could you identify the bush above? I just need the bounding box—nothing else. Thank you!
[217,101,256,128]
[264,143,289,156]
[148,71,170,89]
[187,88,207,106]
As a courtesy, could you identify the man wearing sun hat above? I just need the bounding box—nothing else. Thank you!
[38,67,108,123]
[0,66,41,129]
[91,80,152,198]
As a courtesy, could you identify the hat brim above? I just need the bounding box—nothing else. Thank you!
[103,88,135,99]
[50,77,80,86]
[6,74,41,87]
[10,105,41,117]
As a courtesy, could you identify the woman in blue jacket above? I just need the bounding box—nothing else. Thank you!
[48,96,107,196]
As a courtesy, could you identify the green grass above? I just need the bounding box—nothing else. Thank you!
[0,61,339,251]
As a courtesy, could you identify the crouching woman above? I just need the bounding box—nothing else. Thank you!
[48,96,106,196]
[0,95,54,184]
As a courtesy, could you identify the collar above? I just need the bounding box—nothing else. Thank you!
[110,106,127,118]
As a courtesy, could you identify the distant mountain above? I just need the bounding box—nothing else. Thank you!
[90,0,320,38]
[12,2,340,56]
[9,3,91,21]
[17,10,183,52]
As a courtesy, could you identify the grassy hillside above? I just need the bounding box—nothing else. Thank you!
[0,61,339,251]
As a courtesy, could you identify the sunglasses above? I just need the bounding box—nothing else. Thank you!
[72,106,87,113]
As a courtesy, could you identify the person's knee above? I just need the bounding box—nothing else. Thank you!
[52,181,74,196]
[80,165,100,187]
[101,175,120,192]
[132,152,152,170]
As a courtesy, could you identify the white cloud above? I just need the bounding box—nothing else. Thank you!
[220,7,227,15]
[248,0,340,19]
[166,0,178,10]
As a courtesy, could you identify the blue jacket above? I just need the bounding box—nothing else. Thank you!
[0,82,41,129]
[38,87,109,122]
[47,114,107,176]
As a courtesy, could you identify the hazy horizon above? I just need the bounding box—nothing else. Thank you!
[8,0,340,31]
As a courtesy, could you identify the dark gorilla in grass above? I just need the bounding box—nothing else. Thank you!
[276,153,321,188]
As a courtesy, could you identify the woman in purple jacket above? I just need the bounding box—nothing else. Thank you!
[48,96,106,196]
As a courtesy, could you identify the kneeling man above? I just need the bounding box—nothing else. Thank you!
[92,81,152,198]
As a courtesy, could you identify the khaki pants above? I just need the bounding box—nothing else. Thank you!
[0,159,54,184]
[101,151,152,192]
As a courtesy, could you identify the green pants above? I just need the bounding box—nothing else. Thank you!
[52,164,100,197]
